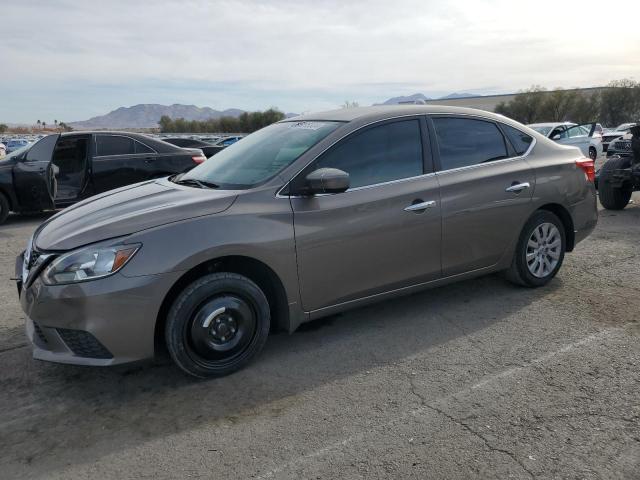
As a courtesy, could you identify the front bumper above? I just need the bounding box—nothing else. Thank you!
[17,255,182,366]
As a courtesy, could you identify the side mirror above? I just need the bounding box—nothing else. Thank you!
[552,134,561,140]
[303,168,350,195]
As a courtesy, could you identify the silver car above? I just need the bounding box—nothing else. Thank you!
[16,106,597,377]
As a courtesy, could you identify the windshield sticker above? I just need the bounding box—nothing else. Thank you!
[288,121,329,130]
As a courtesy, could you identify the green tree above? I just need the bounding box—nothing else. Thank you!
[0,124,8,133]
[598,79,640,126]
[540,89,578,122]
[495,86,547,123]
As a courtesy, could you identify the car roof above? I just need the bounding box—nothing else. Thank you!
[285,105,526,125]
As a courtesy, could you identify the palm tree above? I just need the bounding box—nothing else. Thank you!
[54,119,58,130]
[37,120,41,130]
[42,121,47,130]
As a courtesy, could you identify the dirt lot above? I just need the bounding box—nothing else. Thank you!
[1,193,639,479]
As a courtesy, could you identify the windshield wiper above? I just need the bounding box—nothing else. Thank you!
[173,178,219,189]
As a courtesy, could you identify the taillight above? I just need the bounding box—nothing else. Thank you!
[192,155,206,164]
[576,158,595,182]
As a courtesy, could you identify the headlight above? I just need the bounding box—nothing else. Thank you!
[42,244,141,285]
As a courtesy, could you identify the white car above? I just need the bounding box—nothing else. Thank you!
[527,122,602,160]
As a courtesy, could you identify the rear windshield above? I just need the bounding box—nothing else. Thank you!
[180,121,341,189]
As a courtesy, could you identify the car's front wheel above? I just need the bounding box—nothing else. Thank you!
[506,210,566,287]
[165,272,270,378]
[0,192,9,224]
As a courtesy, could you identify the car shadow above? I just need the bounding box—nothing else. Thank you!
[0,273,560,475]
[1,211,55,228]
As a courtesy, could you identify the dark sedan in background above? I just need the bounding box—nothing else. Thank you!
[0,132,206,223]
[163,136,244,158]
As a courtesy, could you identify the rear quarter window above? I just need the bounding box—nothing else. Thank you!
[501,124,534,156]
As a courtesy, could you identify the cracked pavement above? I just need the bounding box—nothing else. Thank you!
[1,193,639,479]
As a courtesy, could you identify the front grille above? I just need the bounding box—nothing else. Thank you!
[56,328,113,359]
[33,321,48,345]
[612,141,631,151]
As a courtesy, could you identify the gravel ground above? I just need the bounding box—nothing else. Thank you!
[0,190,639,479]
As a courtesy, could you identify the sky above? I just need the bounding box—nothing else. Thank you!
[1,0,639,124]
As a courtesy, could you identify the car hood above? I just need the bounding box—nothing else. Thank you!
[35,178,238,251]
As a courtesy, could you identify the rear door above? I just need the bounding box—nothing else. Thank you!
[92,134,154,192]
[290,117,442,312]
[13,134,58,211]
[556,123,596,157]
[430,116,535,277]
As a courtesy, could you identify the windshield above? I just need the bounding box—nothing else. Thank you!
[529,126,553,136]
[179,121,341,189]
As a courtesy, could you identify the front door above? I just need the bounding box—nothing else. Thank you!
[290,118,442,312]
[430,116,535,276]
[556,123,596,157]
[13,134,58,211]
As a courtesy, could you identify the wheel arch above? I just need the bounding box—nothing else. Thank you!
[154,255,290,356]
[537,203,575,251]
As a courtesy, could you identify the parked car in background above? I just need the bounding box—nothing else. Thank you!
[528,122,602,160]
[0,142,6,158]
[602,127,633,152]
[0,131,206,223]
[5,139,30,154]
[162,137,220,158]
[16,106,597,378]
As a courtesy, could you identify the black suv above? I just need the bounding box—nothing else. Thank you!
[0,132,206,223]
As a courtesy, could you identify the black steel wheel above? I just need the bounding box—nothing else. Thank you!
[165,273,270,378]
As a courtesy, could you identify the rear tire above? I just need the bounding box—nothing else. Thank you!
[165,273,270,378]
[506,210,566,287]
[588,146,597,161]
[598,157,632,210]
[0,192,9,225]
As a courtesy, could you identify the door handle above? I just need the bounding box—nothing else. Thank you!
[505,182,531,193]
[404,200,436,212]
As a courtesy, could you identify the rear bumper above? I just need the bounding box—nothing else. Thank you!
[19,268,183,366]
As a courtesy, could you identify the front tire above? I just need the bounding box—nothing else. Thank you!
[165,273,270,378]
[506,210,566,287]
[0,192,9,224]
[598,157,632,210]
[589,146,597,161]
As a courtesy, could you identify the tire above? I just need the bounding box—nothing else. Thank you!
[588,146,597,161]
[165,273,270,378]
[506,210,566,288]
[598,156,632,210]
[0,192,9,225]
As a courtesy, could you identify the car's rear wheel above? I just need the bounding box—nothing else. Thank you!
[165,273,270,378]
[0,192,9,225]
[506,210,566,287]
[598,156,632,210]
[588,146,597,161]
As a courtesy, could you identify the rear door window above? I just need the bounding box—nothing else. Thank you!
[313,119,424,188]
[135,141,155,154]
[432,117,508,171]
[96,135,135,156]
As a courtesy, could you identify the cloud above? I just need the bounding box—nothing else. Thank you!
[1,0,639,122]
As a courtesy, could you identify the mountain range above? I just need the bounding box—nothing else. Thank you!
[70,104,247,129]
[70,92,481,129]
